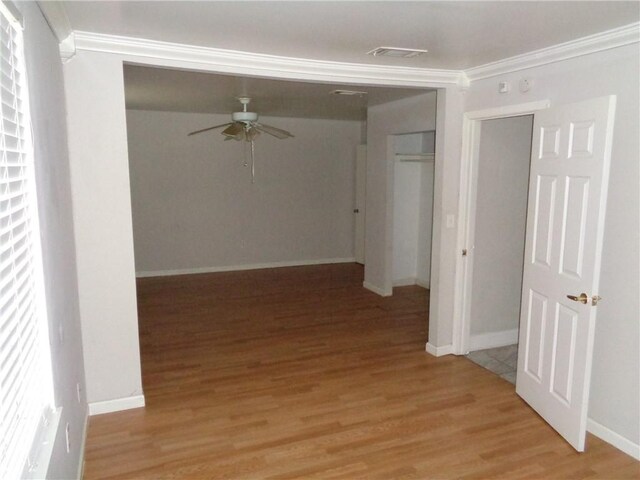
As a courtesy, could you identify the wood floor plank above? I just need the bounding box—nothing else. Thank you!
[83,264,639,479]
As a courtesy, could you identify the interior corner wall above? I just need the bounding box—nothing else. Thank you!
[464,44,640,449]
[19,3,88,478]
[62,51,144,408]
[126,110,360,274]
[364,92,437,295]
[469,115,533,341]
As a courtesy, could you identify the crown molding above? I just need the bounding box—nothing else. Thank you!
[466,22,640,82]
[73,31,468,89]
[66,22,639,88]
[37,1,76,60]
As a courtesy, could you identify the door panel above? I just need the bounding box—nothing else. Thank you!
[516,96,616,451]
[559,176,589,278]
[523,290,547,382]
[532,175,557,267]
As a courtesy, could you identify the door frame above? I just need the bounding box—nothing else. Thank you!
[354,144,367,265]
[452,100,551,355]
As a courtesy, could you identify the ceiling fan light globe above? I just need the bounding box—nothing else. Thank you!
[232,111,258,122]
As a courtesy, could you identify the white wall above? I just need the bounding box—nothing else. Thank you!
[469,115,533,340]
[365,92,437,295]
[63,51,144,409]
[126,110,360,274]
[464,43,639,450]
[20,3,87,478]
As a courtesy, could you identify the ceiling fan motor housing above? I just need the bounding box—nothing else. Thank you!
[232,111,259,123]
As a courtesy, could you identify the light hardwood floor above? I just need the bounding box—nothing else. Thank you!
[83,264,639,479]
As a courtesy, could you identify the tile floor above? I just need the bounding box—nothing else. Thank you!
[466,344,518,384]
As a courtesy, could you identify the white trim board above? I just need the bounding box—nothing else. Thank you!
[76,412,88,480]
[393,277,431,289]
[468,329,519,352]
[66,22,639,88]
[88,395,145,416]
[363,281,392,297]
[587,419,640,461]
[452,100,551,355]
[425,343,454,357]
[136,258,356,278]
[73,31,467,88]
[36,2,76,59]
[393,277,418,287]
[466,22,640,81]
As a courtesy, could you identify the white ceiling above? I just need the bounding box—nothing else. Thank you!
[123,65,432,120]
[67,1,638,119]
[64,1,639,70]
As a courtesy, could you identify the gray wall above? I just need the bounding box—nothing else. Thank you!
[126,110,361,274]
[20,3,87,479]
[465,43,639,448]
[470,116,533,337]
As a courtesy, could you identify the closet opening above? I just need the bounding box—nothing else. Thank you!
[391,130,435,290]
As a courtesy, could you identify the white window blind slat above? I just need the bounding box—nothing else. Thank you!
[0,5,55,478]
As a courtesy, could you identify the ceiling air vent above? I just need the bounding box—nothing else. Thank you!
[367,47,428,58]
[330,89,368,96]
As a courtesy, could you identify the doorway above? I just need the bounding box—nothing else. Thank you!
[464,115,534,384]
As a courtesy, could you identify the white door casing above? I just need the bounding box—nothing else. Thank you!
[516,95,616,451]
[454,100,551,355]
[355,145,366,264]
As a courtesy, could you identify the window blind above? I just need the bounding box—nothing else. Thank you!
[0,4,54,478]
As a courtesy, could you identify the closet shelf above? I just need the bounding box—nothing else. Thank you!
[395,153,435,163]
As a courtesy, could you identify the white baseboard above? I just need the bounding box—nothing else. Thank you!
[425,342,454,357]
[136,257,356,278]
[393,277,417,287]
[469,329,519,351]
[363,281,392,297]
[587,418,640,460]
[89,394,145,416]
[76,411,88,480]
[392,278,431,288]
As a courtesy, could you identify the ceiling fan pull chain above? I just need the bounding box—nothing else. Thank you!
[242,137,248,167]
[250,139,256,184]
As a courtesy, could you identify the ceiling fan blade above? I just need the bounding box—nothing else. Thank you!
[255,123,294,139]
[222,122,245,139]
[246,126,260,141]
[187,123,232,136]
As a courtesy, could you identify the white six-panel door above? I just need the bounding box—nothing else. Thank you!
[516,96,616,451]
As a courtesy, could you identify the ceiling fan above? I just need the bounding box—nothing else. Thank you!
[188,97,294,182]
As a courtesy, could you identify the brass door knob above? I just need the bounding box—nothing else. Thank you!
[567,293,589,304]
[567,293,601,306]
